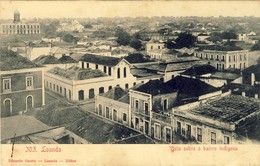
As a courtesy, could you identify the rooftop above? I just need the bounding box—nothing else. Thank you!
[134,80,176,95]
[33,55,59,65]
[101,86,127,100]
[188,95,260,123]
[1,115,52,141]
[80,54,122,66]
[58,55,77,64]
[242,63,260,74]
[197,44,244,52]
[0,49,41,71]
[180,64,217,76]
[166,76,220,97]
[48,66,107,80]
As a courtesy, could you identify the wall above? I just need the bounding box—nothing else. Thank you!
[95,95,130,126]
[1,70,43,117]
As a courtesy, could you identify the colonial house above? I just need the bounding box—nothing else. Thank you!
[0,49,45,117]
[172,94,260,144]
[194,49,249,71]
[95,86,130,127]
[25,41,52,61]
[146,41,165,54]
[129,80,177,141]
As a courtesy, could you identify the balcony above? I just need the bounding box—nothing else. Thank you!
[152,112,172,124]
[133,109,150,117]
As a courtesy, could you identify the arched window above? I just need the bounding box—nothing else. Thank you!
[117,68,120,79]
[26,95,34,110]
[123,67,127,78]
[105,107,110,119]
[3,98,12,116]
[98,104,102,115]
[79,90,84,101]
[125,83,129,89]
[89,89,95,99]
[99,87,104,94]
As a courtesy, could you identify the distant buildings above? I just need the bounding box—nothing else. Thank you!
[0,10,40,35]
[0,49,45,117]
[194,49,249,71]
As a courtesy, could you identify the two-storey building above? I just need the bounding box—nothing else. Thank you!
[194,49,249,71]
[0,49,45,117]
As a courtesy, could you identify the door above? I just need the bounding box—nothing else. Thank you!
[3,99,11,117]
[145,121,149,135]
[89,89,95,99]
[78,90,84,101]
[26,96,33,110]
[166,128,171,143]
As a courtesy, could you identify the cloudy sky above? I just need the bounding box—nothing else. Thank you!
[0,1,260,19]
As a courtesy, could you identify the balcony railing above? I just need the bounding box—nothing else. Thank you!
[133,109,150,117]
[152,112,172,124]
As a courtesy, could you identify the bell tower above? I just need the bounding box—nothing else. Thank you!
[13,10,20,23]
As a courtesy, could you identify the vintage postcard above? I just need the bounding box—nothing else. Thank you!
[1,1,260,165]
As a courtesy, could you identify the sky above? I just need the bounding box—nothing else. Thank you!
[0,1,260,19]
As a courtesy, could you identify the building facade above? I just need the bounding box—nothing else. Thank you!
[194,50,249,71]
[0,10,41,35]
[0,49,45,117]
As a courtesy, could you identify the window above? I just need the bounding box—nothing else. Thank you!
[113,109,117,121]
[60,87,62,94]
[197,128,202,142]
[244,63,246,68]
[210,55,213,60]
[57,85,59,92]
[222,56,225,61]
[133,82,136,86]
[205,54,208,59]
[224,136,230,144]
[81,62,84,68]
[3,78,11,92]
[103,66,107,73]
[233,55,236,62]
[145,103,149,115]
[46,81,49,88]
[123,67,127,78]
[151,46,153,50]
[216,55,219,60]
[155,124,161,139]
[105,107,110,119]
[69,90,72,100]
[186,124,191,138]
[95,64,98,69]
[177,121,181,134]
[229,56,231,62]
[108,67,111,76]
[64,88,67,98]
[117,68,120,79]
[108,86,112,90]
[240,63,242,69]
[87,63,89,68]
[240,54,242,60]
[163,99,168,110]
[244,54,246,60]
[53,84,56,90]
[135,100,139,110]
[50,83,52,89]
[211,132,216,144]
[125,83,128,89]
[123,113,127,122]
[98,104,102,115]
[158,46,160,49]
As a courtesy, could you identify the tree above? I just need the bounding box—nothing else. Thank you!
[124,53,153,63]
[84,24,92,29]
[222,30,237,41]
[251,43,260,51]
[207,32,223,43]
[174,32,197,49]
[130,39,142,50]
[165,39,175,49]
[62,34,76,43]
[115,28,131,46]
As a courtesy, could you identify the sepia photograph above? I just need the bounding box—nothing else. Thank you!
[1,1,260,165]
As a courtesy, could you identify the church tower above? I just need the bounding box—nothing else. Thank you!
[13,10,20,23]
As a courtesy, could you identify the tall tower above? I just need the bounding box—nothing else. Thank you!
[13,10,20,23]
